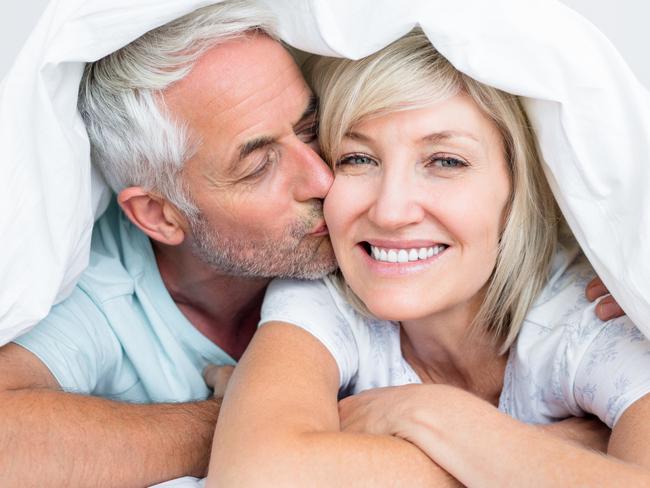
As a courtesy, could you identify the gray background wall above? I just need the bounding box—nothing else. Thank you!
[1,0,648,89]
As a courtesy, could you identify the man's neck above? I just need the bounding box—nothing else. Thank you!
[153,241,270,361]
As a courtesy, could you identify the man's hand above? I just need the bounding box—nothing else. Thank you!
[203,365,235,398]
[586,277,625,321]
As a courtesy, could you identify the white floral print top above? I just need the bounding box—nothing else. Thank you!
[261,240,650,427]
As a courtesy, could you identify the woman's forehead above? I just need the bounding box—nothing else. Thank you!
[344,95,500,145]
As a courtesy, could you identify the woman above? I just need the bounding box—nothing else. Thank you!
[207,30,650,486]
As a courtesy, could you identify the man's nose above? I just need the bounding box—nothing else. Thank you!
[367,169,424,230]
[293,144,333,201]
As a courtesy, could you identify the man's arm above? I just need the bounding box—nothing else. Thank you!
[0,343,220,487]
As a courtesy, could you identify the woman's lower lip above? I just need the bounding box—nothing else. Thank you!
[355,244,447,275]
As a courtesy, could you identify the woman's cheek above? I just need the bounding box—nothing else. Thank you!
[324,176,359,234]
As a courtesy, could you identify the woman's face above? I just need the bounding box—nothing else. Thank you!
[323,93,511,322]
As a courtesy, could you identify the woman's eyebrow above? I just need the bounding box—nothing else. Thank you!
[421,131,480,144]
[344,130,480,144]
[344,131,371,142]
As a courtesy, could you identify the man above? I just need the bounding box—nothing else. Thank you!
[0,1,621,486]
[0,2,335,486]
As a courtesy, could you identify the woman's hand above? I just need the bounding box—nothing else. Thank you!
[341,385,611,454]
[338,385,420,437]
[341,383,650,488]
[337,385,468,487]
[339,384,482,442]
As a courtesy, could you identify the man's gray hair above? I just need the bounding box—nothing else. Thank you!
[78,0,277,215]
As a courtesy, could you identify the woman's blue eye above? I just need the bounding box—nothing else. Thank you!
[337,154,376,166]
[430,156,466,168]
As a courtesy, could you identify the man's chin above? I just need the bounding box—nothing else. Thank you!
[268,239,336,280]
[189,222,337,279]
[296,237,338,279]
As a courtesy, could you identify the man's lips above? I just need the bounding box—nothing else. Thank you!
[309,223,329,237]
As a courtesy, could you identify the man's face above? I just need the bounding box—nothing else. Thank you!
[164,34,336,279]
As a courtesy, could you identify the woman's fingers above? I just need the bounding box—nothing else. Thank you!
[338,386,420,436]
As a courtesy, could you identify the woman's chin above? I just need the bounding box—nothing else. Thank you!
[363,298,433,323]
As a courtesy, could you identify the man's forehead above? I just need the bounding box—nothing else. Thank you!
[163,33,300,113]
[162,32,312,181]
[163,31,311,137]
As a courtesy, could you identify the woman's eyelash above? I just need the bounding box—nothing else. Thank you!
[336,153,468,169]
[428,156,468,168]
[337,153,376,166]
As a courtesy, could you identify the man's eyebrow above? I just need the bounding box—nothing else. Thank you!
[237,136,276,163]
[229,96,319,174]
[293,95,318,130]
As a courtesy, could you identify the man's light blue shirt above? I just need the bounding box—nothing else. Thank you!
[14,201,235,403]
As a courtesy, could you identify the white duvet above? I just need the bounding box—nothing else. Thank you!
[1,0,649,345]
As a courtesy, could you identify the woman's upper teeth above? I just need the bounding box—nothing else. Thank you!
[370,245,446,263]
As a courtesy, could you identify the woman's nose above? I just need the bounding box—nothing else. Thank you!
[367,170,425,230]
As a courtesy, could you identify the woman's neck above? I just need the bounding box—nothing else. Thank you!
[400,296,508,406]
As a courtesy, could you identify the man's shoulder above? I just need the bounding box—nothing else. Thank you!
[80,200,151,303]
[79,254,135,305]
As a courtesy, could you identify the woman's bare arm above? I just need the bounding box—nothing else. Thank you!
[207,322,461,487]
[340,384,650,487]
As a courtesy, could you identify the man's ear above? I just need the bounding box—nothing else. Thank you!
[117,187,188,246]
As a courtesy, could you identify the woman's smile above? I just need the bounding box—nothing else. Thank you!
[353,239,450,277]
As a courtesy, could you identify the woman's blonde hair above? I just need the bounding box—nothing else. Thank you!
[305,29,559,352]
